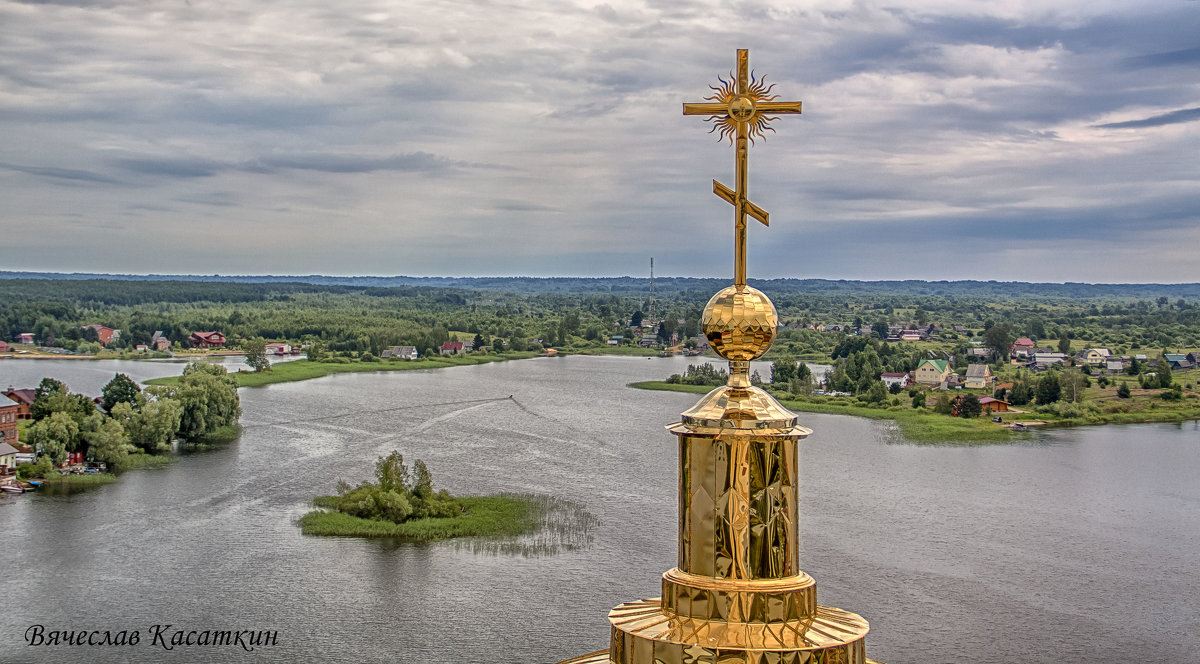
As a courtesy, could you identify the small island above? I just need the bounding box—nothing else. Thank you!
[300,451,595,548]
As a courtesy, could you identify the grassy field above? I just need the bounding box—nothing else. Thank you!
[37,472,119,489]
[632,377,1200,443]
[301,494,549,540]
[632,381,1025,444]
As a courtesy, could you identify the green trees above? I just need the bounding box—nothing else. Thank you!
[1008,381,1032,405]
[1116,382,1132,398]
[1036,372,1062,404]
[326,451,462,524]
[26,412,79,465]
[243,337,270,372]
[1058,337,1072,354]
[152,362,241,443]
[31,377,68,420]
[82,416,134,467]
[861,380,888,404]
[101,373,141,413]
[110,397,182,453]
[1059,369,1087,403]
[958,394,982,418]
[771,356,797,385]
[984,324,1015,361]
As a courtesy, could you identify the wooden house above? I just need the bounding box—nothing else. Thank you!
[964,364,994,389]
[978,396,1010,413]
[189,331,226,348]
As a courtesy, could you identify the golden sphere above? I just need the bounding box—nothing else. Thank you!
[701,285,777,361]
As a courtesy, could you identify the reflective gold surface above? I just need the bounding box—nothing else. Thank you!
[557,50,882,664]
[682,48,802,287]
[702,285,777,363]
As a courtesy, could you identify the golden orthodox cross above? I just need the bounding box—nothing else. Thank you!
[683,49,802,286]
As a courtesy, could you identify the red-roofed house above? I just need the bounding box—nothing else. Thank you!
[0,340,8,352]
[2,389,35,420]
[82,324,120,346]
[880,373,910,390]
[189,332,226,348]
[1011,337,1036,358]
[440,341,464,356]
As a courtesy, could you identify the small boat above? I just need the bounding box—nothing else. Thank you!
[1012,423,1027,431]
[1,484,25,493]
[27,480,43,487]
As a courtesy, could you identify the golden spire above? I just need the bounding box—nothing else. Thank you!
[683,48,802,286]
[557,50,881,664]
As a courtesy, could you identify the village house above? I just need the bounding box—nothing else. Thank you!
[967,347,998,362]
[135,344,149,352]
[0,442,19,475]
[0,340,8,352]
[381,345,418,360]
[150,331,171,351]
[1010,337,1036,358]
[16,333,34,345]
[880,373,910,390]
[1163,353,1192,370]
[1078,348,1111,365]
[1188,352,1200,366]
[1106,360,1125,373]
[264,343,293,355]
[440,341,464,355]
[914,359,952,385]
[1032,353,1069,370]
[964,364,994,389]
[189,331,226,348]
[81,324,120,346]
[900,330,923,342]
[0,396,19,448]
[2,389,35,420]
[978,396,1010,414]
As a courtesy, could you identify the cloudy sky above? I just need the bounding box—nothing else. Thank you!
[1,0,1198,282]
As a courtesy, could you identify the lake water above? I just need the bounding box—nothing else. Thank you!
[1,356,1198,663]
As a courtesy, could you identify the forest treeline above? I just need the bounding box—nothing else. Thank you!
[1,276,1198,358]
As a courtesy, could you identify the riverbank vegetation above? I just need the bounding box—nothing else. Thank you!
[300,451,597,551]
[639,348,1200,443]
[14,362,242,481]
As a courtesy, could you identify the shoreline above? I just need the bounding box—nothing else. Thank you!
[629,380,1200,443]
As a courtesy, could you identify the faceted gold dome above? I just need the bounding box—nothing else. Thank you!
[701,284,777,361]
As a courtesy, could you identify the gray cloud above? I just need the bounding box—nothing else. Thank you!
[1094,107,1200,129]
[0,162,120,185]
[0,0,1198,282]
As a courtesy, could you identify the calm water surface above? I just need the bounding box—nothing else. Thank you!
[1,356,1197,663]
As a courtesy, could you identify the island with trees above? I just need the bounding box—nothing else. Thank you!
[299,451,596,552]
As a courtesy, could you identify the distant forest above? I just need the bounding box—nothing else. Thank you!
[1,272,1198,356]
[5,270,1200,300]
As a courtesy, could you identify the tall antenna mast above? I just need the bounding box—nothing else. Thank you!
[648,257,655,333]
